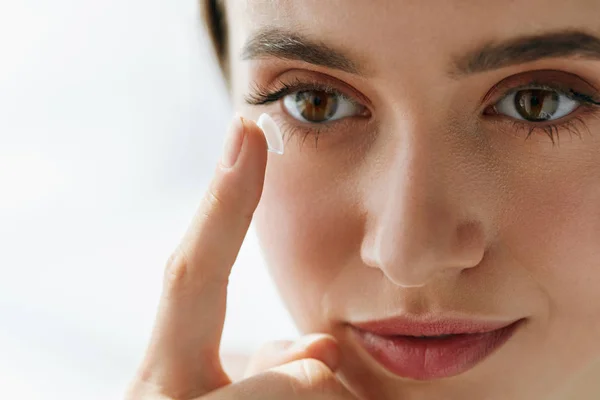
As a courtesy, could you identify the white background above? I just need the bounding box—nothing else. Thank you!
[0,0,298,398]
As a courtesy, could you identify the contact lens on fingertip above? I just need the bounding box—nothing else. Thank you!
[257,113,284,155]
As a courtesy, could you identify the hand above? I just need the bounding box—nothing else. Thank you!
[125,116,358,399]
[242,333,340,379]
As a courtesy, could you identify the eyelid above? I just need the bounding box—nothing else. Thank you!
[493,83,584,106]
[482,69,600,105]
[246,70,374,109]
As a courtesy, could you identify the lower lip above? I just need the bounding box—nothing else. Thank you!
[350,320,522,380]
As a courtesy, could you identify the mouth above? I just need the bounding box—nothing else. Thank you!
[349,316,525,380]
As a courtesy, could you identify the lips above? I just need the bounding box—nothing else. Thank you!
[350,316,524,380]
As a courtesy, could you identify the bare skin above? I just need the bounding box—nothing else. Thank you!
[125,117,360,399]
[127,1,600,399]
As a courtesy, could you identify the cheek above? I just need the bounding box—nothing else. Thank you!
[253,155,364,332]
[499,165,600,364]
[502,176,600,312]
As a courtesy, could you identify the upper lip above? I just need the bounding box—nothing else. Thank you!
[350,315,521,337]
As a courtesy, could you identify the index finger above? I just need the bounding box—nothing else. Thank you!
[132,116,269,399]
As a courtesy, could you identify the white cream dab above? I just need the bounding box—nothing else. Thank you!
[257,113,284,155]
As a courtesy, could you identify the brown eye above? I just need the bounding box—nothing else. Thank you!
[494,87,579,122]
[283,89,364,123]
[514,89,559,121]
[294,91,338,122]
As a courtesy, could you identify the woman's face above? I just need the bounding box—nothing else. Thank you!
[224,1,600,399]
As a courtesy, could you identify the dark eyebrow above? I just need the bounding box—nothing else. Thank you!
[241,28,600,78]
[453,30,600,76]
[240,27,364,75]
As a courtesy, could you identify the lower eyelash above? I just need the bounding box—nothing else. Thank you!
[509,109,600,146]
[276,117,326,150]
[502,88,600,145]
[511,118,584,145]
[283,110,600,150]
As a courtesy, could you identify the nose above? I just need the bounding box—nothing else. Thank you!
[361,120,487,288]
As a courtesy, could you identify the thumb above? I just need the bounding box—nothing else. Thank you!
[244,334,340,378]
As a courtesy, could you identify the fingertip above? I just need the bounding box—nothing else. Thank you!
[213,116,268,213]
[289,334,341,371]
[289,333,338,351]
[235,116,269,182]
[240,116,269,152]
[307,335,341,371]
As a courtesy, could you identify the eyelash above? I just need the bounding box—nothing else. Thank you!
[487,83,600,144]
[245,77,365,147]
[245,77,600,146]
[246,77,359,107]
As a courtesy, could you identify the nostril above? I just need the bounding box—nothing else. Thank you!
[360,221,483,288]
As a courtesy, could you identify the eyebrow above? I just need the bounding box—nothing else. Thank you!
[453,30,600,76]
[240,27,364,75]
[240,28,600,77]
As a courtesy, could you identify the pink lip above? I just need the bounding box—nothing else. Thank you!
[350,316,524,380]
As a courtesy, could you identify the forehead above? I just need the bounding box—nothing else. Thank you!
[226,0,600,76]
[227,0,600,82]
[232,0,598,32]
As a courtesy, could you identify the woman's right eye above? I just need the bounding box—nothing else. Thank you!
[283,90,365,123]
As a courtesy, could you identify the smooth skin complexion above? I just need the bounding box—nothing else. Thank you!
[127,1,600,399]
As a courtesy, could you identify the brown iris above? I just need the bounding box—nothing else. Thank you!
[294,90,339,122]
[515,89,560,121]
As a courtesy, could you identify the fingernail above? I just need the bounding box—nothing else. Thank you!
[257,113,284,155]
[221,116,246,168]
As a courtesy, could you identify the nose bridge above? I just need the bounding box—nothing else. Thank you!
[363,115,485,287]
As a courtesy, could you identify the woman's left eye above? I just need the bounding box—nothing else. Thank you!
[283,90,364,123]
[493,88,580,122]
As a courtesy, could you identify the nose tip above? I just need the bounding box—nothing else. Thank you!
[362,219,485,288]
[359,113,489,288]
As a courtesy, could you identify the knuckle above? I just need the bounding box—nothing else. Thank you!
[162,247,191,294]
[162,247,227,302]
[203,183,232,218]
[203,180,255,225]
[205,186,225,211]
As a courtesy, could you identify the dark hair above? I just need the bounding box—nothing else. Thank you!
[201,0,229,87]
